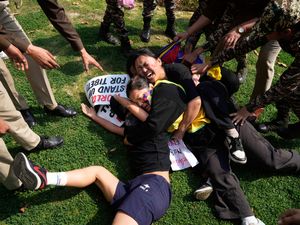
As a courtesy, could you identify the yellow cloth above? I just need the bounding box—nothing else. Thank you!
[154,80,210,134]
[207,65,222,80]
[167,107,210,133]
[205,56,222,80]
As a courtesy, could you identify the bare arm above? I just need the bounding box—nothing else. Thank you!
[172,96,201,140]
[81,103,124,136]
[113,95,149,122]
[175,15,211,41]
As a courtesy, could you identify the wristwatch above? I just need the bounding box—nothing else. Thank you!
[237,26,245,34]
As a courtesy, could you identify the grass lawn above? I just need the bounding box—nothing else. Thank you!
[1,0,299,224]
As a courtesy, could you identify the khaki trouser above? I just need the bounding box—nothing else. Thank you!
[0,5,57,110]
[0,81,40,190]
[251,40,282,99]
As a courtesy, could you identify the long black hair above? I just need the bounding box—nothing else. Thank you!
[126,48,158,77]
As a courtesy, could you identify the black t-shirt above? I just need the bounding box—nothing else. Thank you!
[164,63,199,103]
[124,82,186,175]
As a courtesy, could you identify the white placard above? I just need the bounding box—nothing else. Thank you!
[97,105,125,127]
[168,139,199,171]
[85,74,130,106]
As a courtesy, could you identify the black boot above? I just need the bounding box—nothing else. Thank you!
[20,109,37,127]
[165,19,176,39]
[257,107,289,133]
[277,122,300,140]
[120,35,133,57]
[140,17,151,43]
[98,24,120,45]
[257,118,288,133]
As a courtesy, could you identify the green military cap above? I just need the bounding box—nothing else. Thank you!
[250,0,300,37]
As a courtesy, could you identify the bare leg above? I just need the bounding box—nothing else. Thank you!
[112,212,138,225]
[65,166,119,202]
[67,167,139,225]
[14,154,140,224]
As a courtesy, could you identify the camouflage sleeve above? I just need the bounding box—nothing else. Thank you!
[210,35,268,66]
[246,56,300,112]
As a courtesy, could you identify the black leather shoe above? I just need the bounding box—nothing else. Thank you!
[32,136,64,151]
[20,109,37,127]
[277,122,300,140]
[257,119,288,134]
[44,104,77,117]
[99,32,120,45]
[140,28,151,42]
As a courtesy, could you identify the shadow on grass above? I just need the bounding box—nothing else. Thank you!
[0,185,115,224]
[0,186,82,220]
[84,185,115,225]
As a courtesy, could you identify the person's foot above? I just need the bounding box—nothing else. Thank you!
[277,122,300,140]
[31,136,64,152]
[20,109,37,127]
[241,218,265,225]
[194,179,213,200]
[224,136,247,164]
[13,152,47,190]
[257,119,288,134]
[44,104,77,117]
[140,28,151,43]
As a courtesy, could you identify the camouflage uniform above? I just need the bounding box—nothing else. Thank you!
[101,0,128,38]
[186,1,247,78]
[140,0,176,42]
[99,0,132,54]
[211,0,300,125]
[184,0,210,52]
[142,0,175,21]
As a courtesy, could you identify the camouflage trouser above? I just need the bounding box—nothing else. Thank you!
[142,0,175,21]
[272,66,300,122]
[250,58,300,121]
[101,0,128,36]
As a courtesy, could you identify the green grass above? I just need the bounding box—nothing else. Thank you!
[1,1,299,225]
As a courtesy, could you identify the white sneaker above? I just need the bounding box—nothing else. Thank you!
[242,218,265,225]
[0,51,8,59]
[193,179,213,200]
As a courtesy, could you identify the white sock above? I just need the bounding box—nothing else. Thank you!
[242,216,257,224]
[46,172,68,186]
[226,128,239,138]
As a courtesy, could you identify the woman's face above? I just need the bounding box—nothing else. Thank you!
[129,88,152,111]
[134,55,164,84]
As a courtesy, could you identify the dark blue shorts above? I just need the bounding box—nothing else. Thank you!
[111,174,171,225]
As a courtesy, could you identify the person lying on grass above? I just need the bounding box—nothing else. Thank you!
[13,75,187,225]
